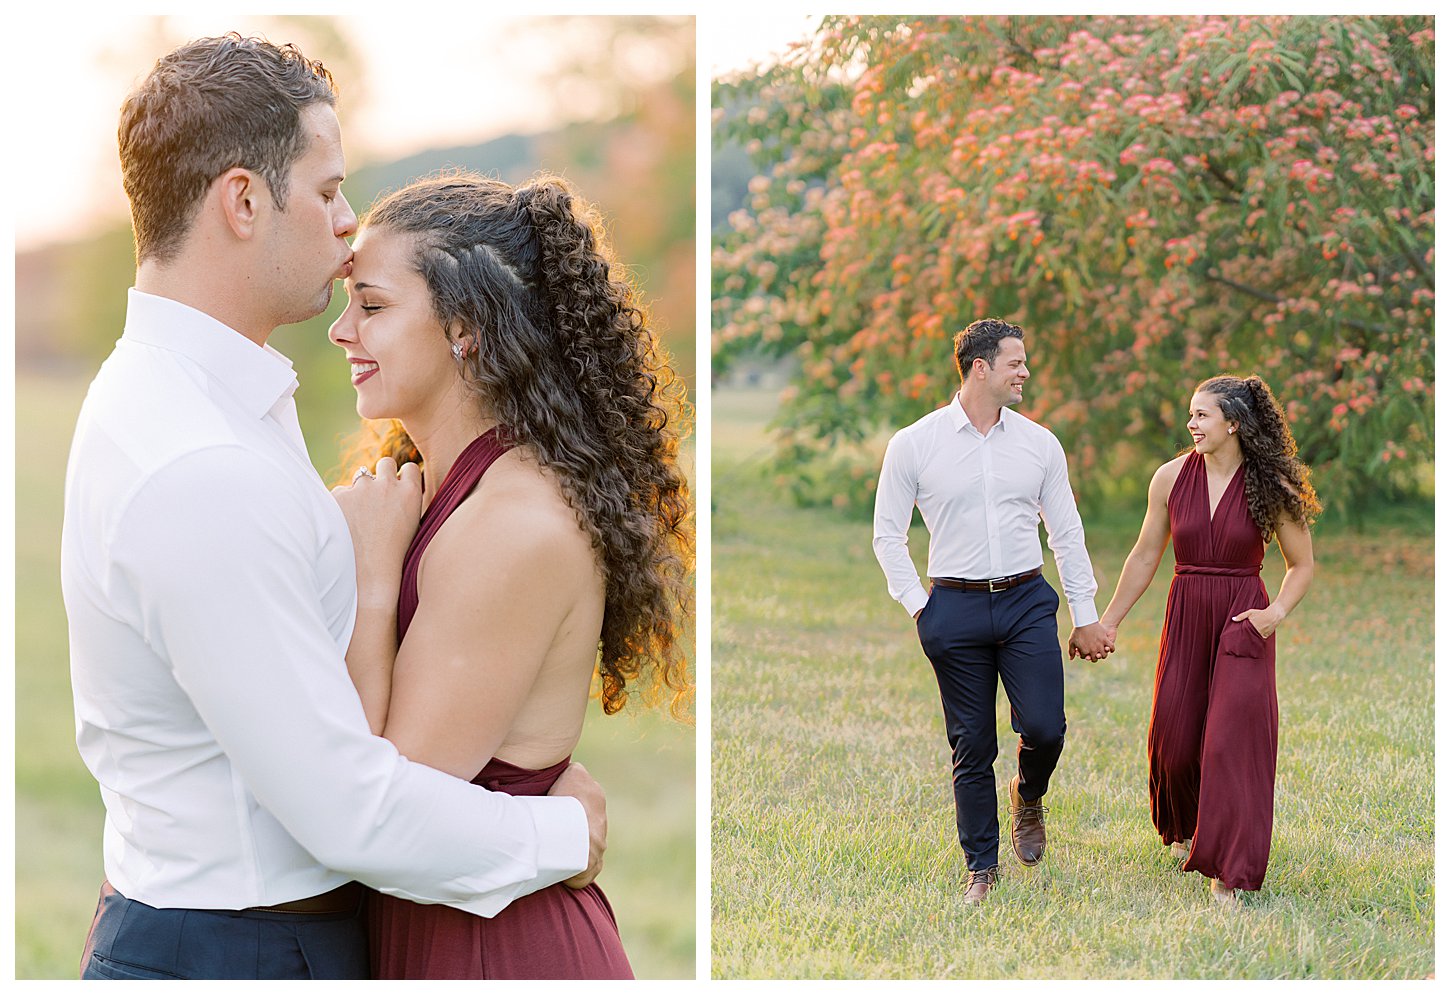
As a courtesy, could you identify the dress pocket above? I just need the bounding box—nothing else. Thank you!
[1220,617,1267,659]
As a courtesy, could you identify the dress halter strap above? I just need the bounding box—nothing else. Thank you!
[397,427,515,639]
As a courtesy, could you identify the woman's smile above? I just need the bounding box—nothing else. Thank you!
[350,360,379,386]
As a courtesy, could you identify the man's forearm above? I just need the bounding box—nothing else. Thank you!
[872,533,929,616]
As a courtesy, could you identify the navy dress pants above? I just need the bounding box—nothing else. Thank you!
[916,575,1067,871]
[79,881,369,980]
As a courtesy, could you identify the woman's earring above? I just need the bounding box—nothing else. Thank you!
[451,342,465,361]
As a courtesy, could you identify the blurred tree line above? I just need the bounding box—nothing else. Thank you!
[18,14,695,475]
[712,15,1433,521]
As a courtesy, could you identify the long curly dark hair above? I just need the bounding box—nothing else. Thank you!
[342,170,694,718]
[1197,375,1322,540]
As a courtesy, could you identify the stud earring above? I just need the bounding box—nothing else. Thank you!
[451,342,464,361]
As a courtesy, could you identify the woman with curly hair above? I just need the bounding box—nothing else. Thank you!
[327,171,692,977]
[1099,375,1317,905]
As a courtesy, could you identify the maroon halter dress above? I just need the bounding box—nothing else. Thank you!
[367,428,633,979]
[1148,451,1278,891]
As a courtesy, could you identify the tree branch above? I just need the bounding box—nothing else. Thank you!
[1204,272,1394,337]
[1203,155,1242,194]
[1397,238,1431,281]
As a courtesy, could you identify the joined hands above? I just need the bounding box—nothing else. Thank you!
[1068,620,1116,662]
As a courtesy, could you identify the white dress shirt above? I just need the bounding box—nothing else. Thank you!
[61,289,586,917]
[872,397,1099,625]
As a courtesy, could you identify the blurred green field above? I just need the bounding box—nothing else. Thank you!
[15,370,695,979]
[711,386,1433,980]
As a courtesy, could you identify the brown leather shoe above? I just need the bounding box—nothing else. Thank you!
[963,865,999,905]
[1008,775,1047,866]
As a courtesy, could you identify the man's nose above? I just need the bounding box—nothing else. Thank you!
[336,193,358,238]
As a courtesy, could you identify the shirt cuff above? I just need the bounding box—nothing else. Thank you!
[519,794,589,888]
[1068,600,1100,628]
[901,585,930,618]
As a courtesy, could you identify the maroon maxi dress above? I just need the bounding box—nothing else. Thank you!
[1148,451,1278,892]
[368,428,633,979]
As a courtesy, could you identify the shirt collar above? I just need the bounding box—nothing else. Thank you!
[122,288,299,419]
[945,394,1011,436]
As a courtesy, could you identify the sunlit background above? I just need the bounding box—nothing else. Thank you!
[14,12,695,979]
[707,13,1433,980]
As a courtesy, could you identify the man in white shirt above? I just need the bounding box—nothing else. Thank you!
[872,318,1113,906]
[62,34,603,979]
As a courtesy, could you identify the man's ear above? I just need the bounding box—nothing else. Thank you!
[215,168,263,241]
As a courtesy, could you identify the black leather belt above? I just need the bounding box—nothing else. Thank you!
[931,567,1042,593]
[248,882,362,915]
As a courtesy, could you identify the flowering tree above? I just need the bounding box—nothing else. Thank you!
[713,15,1434,516]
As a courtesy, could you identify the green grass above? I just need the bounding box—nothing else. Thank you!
[15,371,694,979]
[711,386,1433,980]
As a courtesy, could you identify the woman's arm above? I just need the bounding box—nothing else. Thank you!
[1233,513,1314,637]
[382,479,597,780]
[1099,458,1181,643]
[344,597,402,736]
[334,458,423,735]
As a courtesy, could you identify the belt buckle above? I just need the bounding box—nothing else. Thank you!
[988,575,1011,593]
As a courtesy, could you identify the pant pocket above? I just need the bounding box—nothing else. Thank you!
[916,589,937,644]
[83,952,186,980]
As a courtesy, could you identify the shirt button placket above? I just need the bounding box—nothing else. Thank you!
[982,430,1003,575]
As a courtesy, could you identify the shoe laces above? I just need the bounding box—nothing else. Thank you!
[1015,800,1047,820]
[968,866,998,886]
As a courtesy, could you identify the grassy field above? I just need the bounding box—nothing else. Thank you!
[15,371,695,979]
[711,386,1434,980]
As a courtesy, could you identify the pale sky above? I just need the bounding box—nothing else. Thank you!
[8,9,819,251]
[707,12,820,77]
[10,12,689,251]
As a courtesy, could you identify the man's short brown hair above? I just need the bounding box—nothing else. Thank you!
[118,33,337,264]
[953,318,1025,378]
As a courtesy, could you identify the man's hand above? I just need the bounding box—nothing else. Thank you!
[1068,621,1115,662]
[331,457,423,605]
[549,761,606,889]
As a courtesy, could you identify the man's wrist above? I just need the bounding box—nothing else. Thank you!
[533,794,590,882]
[902,587,930,617]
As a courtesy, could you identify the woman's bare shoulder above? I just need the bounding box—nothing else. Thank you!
[1155,452,1192,481]
[1160,452,1192,474]
[430,450,596,582]
[1147,453,1190,501]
